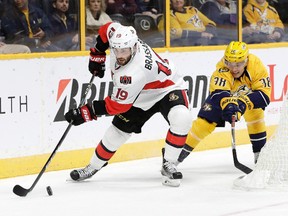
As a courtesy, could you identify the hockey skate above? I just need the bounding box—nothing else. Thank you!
[70,164,98,181]
[161,148,182,187]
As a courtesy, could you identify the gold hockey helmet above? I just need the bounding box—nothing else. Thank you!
[224,41,249,63]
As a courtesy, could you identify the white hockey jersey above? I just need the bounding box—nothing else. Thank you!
[100,22,187,114]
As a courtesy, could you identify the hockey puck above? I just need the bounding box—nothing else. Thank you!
[46,186,53,196]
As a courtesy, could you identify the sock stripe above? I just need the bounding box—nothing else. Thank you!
[95,141,115,161]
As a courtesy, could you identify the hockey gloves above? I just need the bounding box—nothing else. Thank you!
[89,48,106,78]
[220,97,242,123]
[65,104,97,126]
[238,94,254,111]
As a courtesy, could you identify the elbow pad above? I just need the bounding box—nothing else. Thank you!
[244,91,270,109]
[95,36,109,53]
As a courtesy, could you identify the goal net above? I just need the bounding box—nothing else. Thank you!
[234,92,288,190]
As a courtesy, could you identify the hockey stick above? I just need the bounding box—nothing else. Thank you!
[13,74,96,197]
[231,115,253,174]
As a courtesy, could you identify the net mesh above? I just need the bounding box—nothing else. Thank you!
[234,92,288,190]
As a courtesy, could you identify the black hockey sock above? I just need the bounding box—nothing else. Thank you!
[178,144,193,162]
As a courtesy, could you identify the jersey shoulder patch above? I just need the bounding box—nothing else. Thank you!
[218,67,229,73]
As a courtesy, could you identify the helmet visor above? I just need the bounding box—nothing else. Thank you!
[224,59,247,68]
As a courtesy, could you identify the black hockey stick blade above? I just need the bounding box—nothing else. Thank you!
[12,74,96,197]
[13,184,30,197]
[232,149,253,174]
[12,122,73,197]
[231,115,253,174]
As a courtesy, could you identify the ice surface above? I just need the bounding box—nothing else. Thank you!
[1,145,288,216]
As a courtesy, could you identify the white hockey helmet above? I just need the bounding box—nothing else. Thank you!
[109,25,138,50]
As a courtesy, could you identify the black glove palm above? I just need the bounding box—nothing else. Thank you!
[89,48,106,78]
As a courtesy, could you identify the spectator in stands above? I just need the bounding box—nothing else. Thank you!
[0,0,60,52]
[158,0,218,46]
[243,0,285,43]
[106,0,138,18]
[200,0,237,43]
[85,0,112,48]
[200,0,236,25]
[0,0,31,53]
[48,0,79,51]
[135,0,163,19]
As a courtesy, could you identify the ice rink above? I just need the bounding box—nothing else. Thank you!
[2,145,288,216]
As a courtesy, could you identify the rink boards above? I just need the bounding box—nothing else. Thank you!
[0,47,287,178]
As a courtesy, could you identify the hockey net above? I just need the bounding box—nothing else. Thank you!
[234,92,288,190]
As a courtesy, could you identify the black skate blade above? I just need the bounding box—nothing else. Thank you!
[13,185,29,197]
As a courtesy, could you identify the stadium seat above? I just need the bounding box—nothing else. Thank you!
[133,14,164,48]
[109,13,134,26]
[133,14,158,34]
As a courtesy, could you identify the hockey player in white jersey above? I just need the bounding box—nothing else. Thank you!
[64,22,193,186]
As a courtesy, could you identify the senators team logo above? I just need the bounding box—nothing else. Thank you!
[120,76,132,84]
[108,27,116,39]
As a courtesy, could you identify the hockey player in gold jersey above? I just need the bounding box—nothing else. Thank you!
[178,41,271,164]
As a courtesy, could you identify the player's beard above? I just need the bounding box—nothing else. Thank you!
[116,55,132,66]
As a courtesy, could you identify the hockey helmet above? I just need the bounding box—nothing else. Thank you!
[109,25,138,50]
[224,41,249,63]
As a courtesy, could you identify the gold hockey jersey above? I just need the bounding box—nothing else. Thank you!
[210,54,271,101]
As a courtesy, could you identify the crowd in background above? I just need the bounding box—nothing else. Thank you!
[0,0,288,54]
